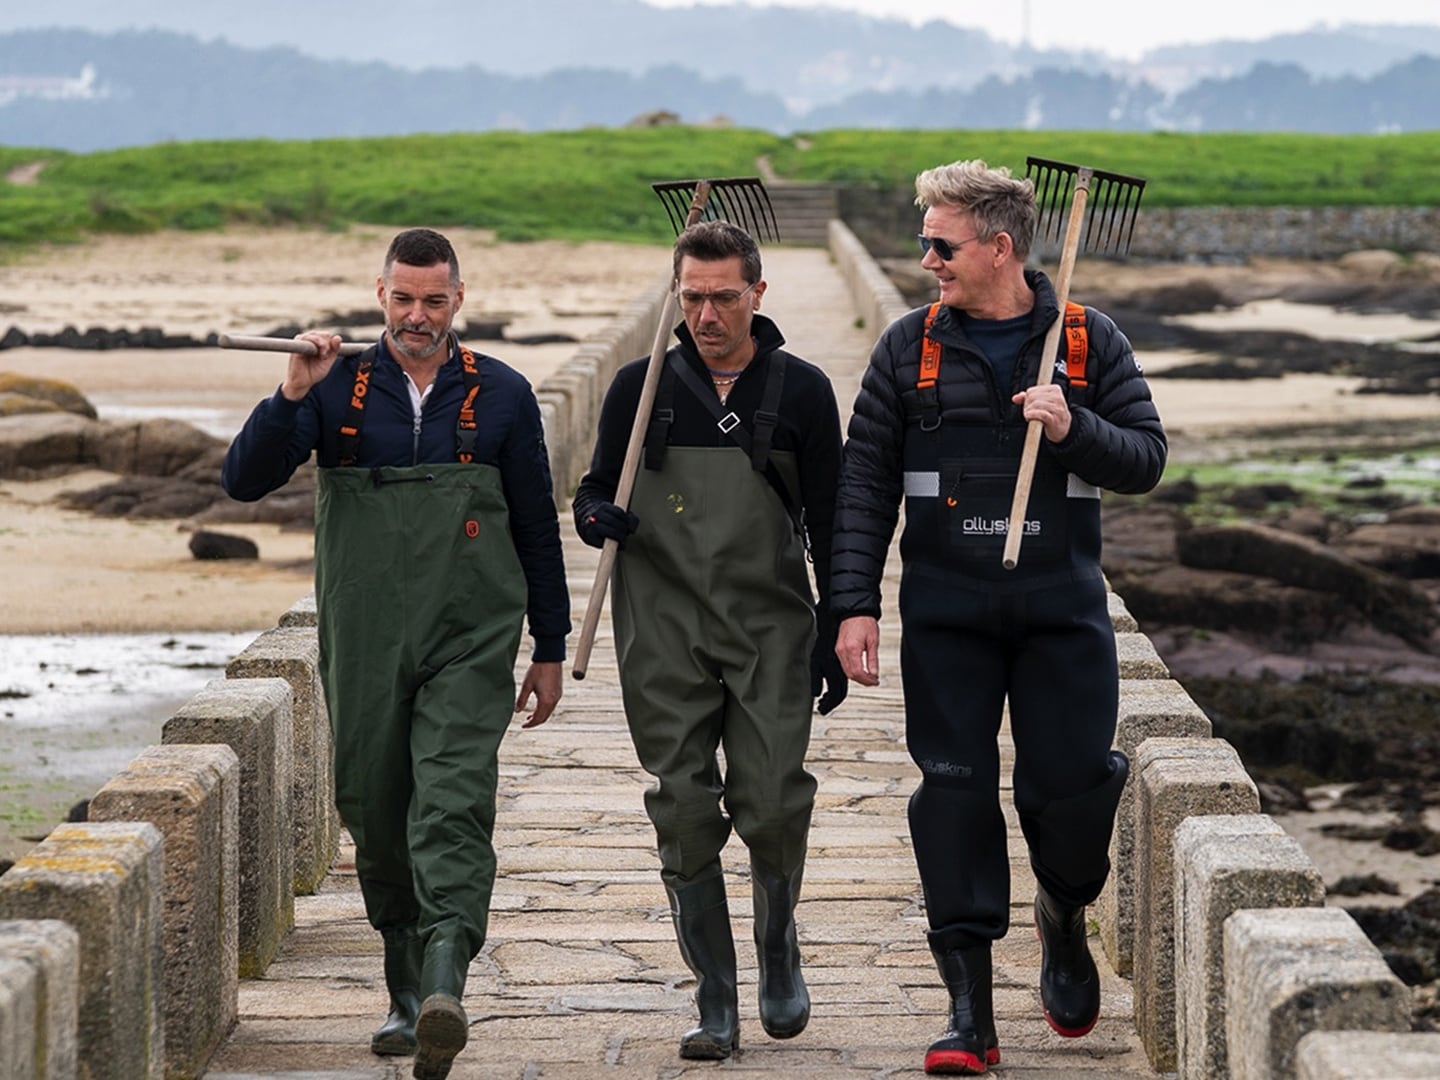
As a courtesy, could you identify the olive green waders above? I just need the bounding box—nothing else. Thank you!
[316,463,525,1074]
[614,447,818,1054]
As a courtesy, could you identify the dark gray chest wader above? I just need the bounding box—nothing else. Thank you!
[896,381,1127,956]
[316,346,526,998]
[615,445,817,883]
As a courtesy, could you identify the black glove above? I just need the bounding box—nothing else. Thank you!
[578,501,640,550]
[810,620,848,716]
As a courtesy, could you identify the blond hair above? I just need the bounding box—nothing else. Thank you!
[914,160,1038,261]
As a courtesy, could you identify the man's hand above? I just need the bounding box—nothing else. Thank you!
[578,502,640,549]
[515,661,563,728]
[1012,382,1072,443]
[279,331,344,402]
[835,615,881,687]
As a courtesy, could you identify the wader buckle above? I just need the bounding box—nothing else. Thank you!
[717,412,741,433]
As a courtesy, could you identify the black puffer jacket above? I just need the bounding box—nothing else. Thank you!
[830,269,1166,620]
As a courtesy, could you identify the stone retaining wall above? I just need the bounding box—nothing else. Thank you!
[0,220,1430,1078]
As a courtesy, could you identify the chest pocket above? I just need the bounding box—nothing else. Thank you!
[938,455,1068,565]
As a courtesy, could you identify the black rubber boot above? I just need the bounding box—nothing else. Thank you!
[413,933,470,1080]
[1034,886,1100,1038]
[751,859,810,1039]
[924,944,998,1075]
[371,928,422,1056]
[667,876,740,1060]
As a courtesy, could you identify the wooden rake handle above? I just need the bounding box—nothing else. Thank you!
[218,334,371,357]
[571,182,714,679]
[1001,171,1091,570]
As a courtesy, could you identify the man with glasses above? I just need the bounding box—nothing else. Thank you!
[830,160,1165,1074]
[573,219,845,1060]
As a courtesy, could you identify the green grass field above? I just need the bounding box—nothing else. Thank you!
[4,127,1440,251]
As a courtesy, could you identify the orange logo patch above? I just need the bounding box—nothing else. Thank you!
[464,520,480,539]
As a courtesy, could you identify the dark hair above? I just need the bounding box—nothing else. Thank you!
[384,228,460,286]
[672,220,762,285]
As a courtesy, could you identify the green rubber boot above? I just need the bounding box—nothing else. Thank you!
[371,928,423,1056]
[668,877,740,1060]
[412,934,470,1080]
[751,860,810,1039]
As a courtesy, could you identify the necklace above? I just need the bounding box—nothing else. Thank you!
[707,365,745,404]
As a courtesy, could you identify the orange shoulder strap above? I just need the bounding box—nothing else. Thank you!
[917,300,1087,390]
[918,302,943,389]
[1063,301,1088,388]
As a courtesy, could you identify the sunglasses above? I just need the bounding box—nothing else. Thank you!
[917,234,981,261]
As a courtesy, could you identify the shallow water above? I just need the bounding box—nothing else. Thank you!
[0,630,255,859]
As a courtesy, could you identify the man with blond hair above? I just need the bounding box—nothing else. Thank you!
[829,160,1166,1074]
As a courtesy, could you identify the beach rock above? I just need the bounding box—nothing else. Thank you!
[60,475,222,519]
[0,412,96,476]
[189,530,259,560]
[1111,563,1357,644]
[197,483,315,529]
[0,372,97,417]
[0,391,64,417]
[1176,522,1437,647]
[1338,518,1440,580]
[91,417,224,477]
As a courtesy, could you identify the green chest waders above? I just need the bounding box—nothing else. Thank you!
[613,447,818,887]
[316,463,526,961]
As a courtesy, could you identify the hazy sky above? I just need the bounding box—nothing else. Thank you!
[643,0,1440,59]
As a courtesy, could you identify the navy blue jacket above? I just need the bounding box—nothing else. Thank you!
[222,336,571,662]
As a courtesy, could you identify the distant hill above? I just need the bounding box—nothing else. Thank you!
[8,0,1439,112]
[2,25,1439,152]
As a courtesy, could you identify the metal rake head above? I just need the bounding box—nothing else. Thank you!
[1026,156,1146,256]
[651,177,780,243]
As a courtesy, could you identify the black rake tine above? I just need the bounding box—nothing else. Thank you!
[713,184,742,228]
[1085,175,1113,253]
[1093,166,1145,254]
[1027,158,1066,241]
[1027,160,1052,239]
[723,178,779,243]
[1117,180,1146,254]
[653,185,688,236]
[1099,176,1128,252]
[1027,157,1145,254]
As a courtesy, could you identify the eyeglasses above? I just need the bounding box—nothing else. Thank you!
[918,234,981,261]
[676,282,757,313]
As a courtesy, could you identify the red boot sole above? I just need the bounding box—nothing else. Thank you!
[924,1047,987,1074]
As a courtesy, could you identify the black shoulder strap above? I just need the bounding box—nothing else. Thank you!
[454,344,482,463]
[644,359,677,472]
[751,352,785,473]
[667,352,806,546]
[336,349,377,467]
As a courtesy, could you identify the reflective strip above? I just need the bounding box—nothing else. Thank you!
[904,471,940,497]
[902,470,1100,499]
